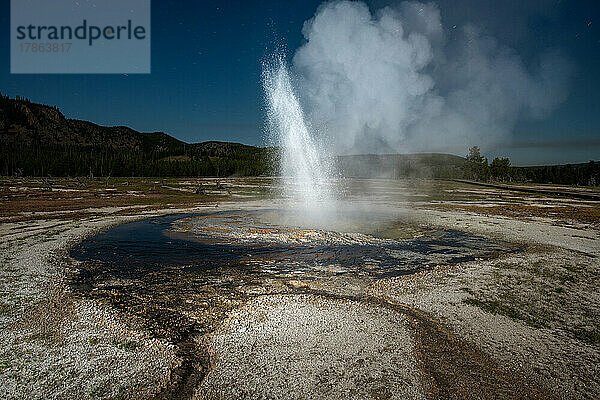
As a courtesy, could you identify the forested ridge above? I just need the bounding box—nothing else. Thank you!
[1,95,597,186]
[336,148,599,186]
[0,94,275,177]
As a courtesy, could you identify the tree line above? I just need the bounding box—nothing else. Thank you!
[0,143,274,178]
[464,146,599,186]
[2,144,597,186]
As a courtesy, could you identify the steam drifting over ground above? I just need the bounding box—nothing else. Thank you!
[292,1,573,155]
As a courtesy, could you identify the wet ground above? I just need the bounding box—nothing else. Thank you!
[4,177,598,399]
[68,208,520,399]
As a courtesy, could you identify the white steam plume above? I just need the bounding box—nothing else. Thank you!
[293,1,573,155]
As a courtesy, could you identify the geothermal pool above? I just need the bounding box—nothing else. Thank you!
[66,207,519,396]
[70,209,507,281]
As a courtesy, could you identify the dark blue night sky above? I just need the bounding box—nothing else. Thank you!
[1,0,599,165]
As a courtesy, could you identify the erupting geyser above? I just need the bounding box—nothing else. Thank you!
[263,55,336,214]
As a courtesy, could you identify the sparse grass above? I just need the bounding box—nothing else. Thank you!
[114,386,129,400]
[0,358,10,373]
[0,301,11,315]
[463,297,544,328]
[13,284,75,346]
[571,328,600,346]
[26,331,56,342]
[500,260,579,285]
[460,287,476,296]
[461,250,600,352]
[111,339,139,352]
[89,380,110,399]
[558,273,576,284]
[432,202,600,225]
[44,228,70,238]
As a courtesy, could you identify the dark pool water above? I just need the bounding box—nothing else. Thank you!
[70,210,510,279]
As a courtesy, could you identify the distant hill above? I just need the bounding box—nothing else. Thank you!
[0,95,464,179]
[0,95,274,177]
[335,153,600,184]
[335,153,466,178]
[1,95,597,185]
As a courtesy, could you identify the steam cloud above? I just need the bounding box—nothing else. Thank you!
[292,1,573,154]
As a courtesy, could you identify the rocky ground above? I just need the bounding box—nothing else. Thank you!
[0,177,598,399]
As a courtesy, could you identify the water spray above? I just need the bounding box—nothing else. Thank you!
[262,54,336,215]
